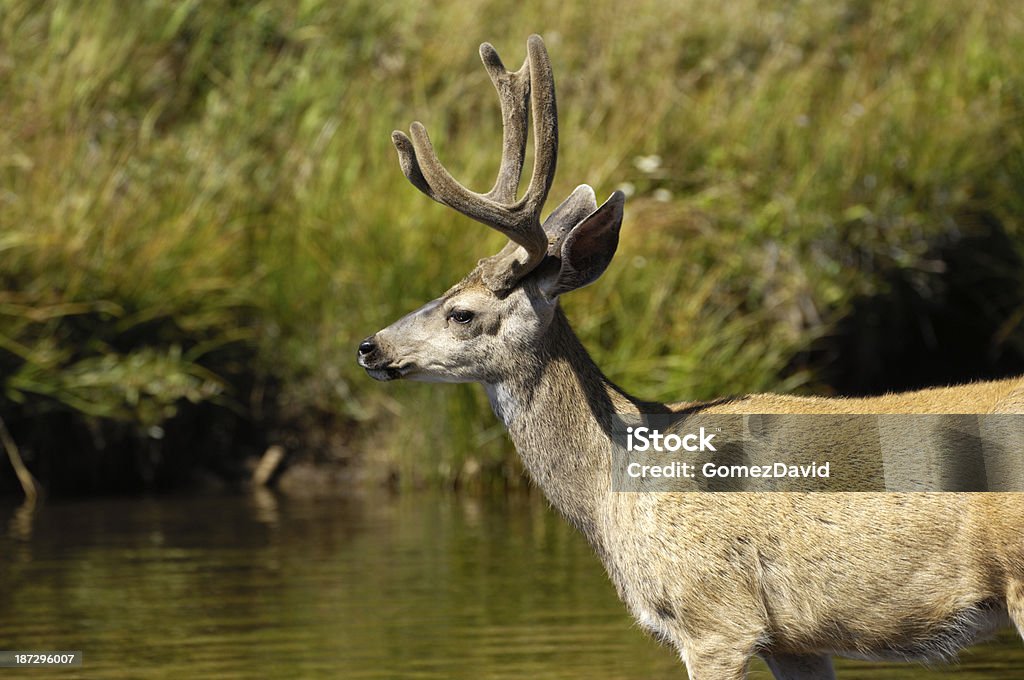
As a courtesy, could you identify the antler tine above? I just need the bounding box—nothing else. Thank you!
[521,34,558,221]
[391,35,558,290]
[479,41,530,204]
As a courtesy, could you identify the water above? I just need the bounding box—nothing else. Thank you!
[1,492,1021,679]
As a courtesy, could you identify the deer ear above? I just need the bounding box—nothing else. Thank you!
[539,191,624,299]
[542,184,598,253]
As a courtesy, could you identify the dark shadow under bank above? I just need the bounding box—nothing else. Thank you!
[797,211,1024,396]
[0,389,361,498]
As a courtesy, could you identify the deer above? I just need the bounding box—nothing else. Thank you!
[357,35,1024,679]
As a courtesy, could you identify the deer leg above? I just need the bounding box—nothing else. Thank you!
[681,640,751,680]
[762,653,836,680]
[1009,579,1024,640]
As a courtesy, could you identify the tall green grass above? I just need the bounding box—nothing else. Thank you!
[1,0,1023,491]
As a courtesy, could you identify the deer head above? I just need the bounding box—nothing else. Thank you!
[358,35,624,385]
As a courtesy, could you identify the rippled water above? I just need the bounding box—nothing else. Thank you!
[1,492,1020,678]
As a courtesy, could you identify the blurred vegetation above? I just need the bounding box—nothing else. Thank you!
[1,0,1023,493]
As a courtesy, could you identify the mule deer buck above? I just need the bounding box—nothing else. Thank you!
[358,35,1024,678]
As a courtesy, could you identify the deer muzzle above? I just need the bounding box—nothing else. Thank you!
[356,335,407,381]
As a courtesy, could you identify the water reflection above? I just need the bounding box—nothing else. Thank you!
[0,492,1020,678]
[6,501,35,543]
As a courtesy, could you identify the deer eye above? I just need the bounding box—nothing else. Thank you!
[448,309,475,325]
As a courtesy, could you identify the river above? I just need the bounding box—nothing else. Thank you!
[1,492,1020,678]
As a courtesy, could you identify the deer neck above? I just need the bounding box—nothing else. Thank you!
[484,307,642,544]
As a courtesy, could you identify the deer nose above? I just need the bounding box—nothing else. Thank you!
[357,337,378,358]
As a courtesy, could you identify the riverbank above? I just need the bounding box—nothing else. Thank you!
[2,1,1023,498]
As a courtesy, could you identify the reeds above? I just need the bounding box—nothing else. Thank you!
[1,0,1022,490]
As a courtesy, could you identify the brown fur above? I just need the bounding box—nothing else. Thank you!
[509,311,1024,678]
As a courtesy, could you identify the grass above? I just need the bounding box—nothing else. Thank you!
[1,0,1023,492]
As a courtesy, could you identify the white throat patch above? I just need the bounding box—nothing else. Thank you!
[484,382,519,428]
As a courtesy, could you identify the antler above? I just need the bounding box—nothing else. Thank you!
[391,35,557,292]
